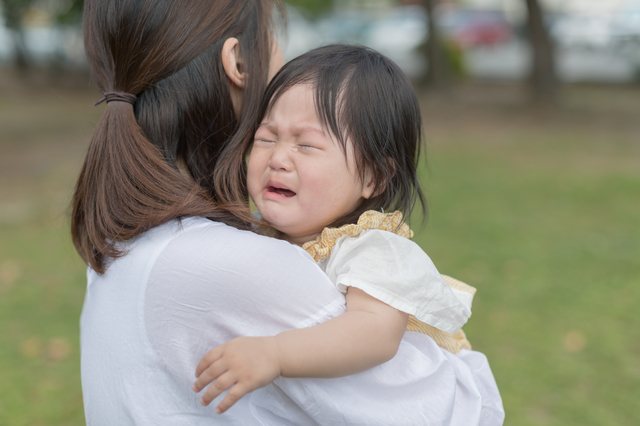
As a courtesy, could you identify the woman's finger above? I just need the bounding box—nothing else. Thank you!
[195,346,223,378]
[215,383,248,414]
[193,359,228,393]
[200,372,236,406]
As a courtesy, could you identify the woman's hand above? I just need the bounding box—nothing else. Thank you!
[193,336,282,414]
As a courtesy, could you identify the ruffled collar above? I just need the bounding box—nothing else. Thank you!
[302,210,413,262]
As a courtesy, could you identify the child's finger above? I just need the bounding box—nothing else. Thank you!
[215,383,248,414]
[193,359,228,393]
[195,346,223,378]
[200,372,236,406]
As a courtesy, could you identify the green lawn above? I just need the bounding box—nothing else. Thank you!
[414,85,640,425]
[1,78,638,425]
[0,79,98,425]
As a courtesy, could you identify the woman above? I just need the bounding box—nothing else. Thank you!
[74,0,504,424]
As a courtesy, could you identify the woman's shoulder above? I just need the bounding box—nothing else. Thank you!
[145,217,328,291]
[144,217,344,334]
[164,217,312,261]
[113,217,316,285]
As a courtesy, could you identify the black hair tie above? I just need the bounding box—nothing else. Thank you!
[94,91,137,106]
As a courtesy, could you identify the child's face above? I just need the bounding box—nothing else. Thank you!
[247,84,375,245]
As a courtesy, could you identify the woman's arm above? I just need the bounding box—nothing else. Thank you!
[192,288,409,413]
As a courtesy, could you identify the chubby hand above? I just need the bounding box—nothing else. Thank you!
[193,336,282,414]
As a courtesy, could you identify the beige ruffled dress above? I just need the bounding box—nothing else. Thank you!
[303,210,475,354]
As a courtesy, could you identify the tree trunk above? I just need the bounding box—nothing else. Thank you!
[525,0,558,102]
[421,0,448,90]
[11,28,30,72]
[1,0,33,73]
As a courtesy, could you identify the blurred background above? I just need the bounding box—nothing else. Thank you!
[1,0,639,424]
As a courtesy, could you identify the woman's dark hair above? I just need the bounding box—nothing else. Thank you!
[247,44,426,228]
[72,0,283,274]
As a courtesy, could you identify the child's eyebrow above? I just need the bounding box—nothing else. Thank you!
[258,122,325,137]
[292,125,325,137]
[257,122,276,133]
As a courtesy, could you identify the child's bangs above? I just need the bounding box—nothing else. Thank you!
[262,64,355,156]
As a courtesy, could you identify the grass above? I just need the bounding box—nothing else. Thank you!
[413,84,640,425]
[1,74,639,425]
[0,74,98,425]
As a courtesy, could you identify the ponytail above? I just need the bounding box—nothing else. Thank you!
[72,101,246,274]
[73,0,280,273]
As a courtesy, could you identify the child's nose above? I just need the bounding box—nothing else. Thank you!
[268,146,293,171]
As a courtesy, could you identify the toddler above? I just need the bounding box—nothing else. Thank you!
[193,44,477,414]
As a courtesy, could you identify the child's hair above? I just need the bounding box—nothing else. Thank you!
[246,44,426,228]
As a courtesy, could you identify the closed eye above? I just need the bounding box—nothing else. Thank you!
[298,143,319,151]
[254,139,275,145]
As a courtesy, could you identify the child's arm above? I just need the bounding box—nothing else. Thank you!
[192,287,409,413]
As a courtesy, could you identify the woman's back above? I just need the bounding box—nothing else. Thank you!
[80,219,218,424]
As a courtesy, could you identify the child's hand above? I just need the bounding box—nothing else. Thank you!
[193,336,282,414]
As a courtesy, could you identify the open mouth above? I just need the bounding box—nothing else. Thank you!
[267,185,296,198]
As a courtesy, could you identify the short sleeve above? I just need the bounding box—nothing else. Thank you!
[323,229,471,333]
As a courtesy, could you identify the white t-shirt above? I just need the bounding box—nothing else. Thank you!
[80,217,504,425]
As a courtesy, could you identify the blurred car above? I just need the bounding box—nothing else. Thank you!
[0,17,84,66]
[362,5,428,78]
[610,1,640,58]
[438,9,512,49]
[549,13,614,51]
[316,11,372,45]
[279,5,322,61]
[364,6,427,53]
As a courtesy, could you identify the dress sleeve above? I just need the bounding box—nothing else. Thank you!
[324,229,472,333]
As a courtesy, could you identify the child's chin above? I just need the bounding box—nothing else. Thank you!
[262,218,289,235]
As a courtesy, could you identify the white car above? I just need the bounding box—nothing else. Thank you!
[0,18,84,66]
[610,1,640,59]
[279,6,323,61]
[550,13,614,51]
[362,6,428,78]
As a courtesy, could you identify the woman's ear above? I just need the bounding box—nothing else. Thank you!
[221,37,246,89]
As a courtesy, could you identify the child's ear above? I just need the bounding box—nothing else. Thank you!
[361,167,376,199]
[361,159,395,199]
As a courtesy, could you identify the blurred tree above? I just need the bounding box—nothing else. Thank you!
[419,0,449,90]
[525,0,558,102]
[285,0,333,17]
[422,0,449,89]
[1,0,35,70]
[53,0,82,25]
[0,0,82,71]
